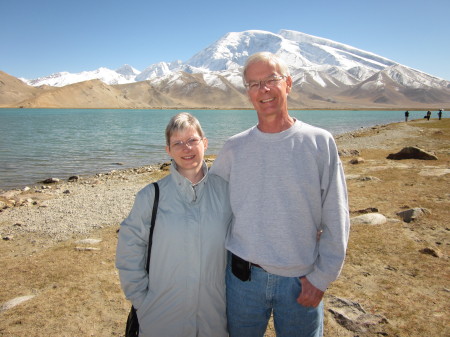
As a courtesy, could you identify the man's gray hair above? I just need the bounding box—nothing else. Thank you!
[242,52,290,85]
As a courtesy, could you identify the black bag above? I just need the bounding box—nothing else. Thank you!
[125,306,139,336]
[231,253,251,281]
[125,182,159,337]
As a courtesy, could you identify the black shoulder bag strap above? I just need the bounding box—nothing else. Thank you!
[145,182,159,273]
[125,182,159,337]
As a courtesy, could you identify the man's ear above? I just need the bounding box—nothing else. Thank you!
[285,76,293,94]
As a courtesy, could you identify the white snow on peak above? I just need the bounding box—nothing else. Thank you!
[202,73,227,91]
[383,64,446,88]
[116,64,141,78]
[27,67,137,87]
[135,60,184,81]
[279,30,396,68]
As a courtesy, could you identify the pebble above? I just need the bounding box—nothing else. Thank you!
[1,295,36,312]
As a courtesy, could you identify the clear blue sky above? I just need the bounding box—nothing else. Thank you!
[2,0,449,81]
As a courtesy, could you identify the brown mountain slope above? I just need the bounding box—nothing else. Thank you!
[1,70,449,110]
[137,72,251,108]
[0,71,47,107]
[16,79,137,109]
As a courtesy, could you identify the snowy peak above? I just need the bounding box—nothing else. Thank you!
[116,64,140,78]
[20,29,449,109]
[185,29,397,75]
[135,60,182,82]
[186,30,311,71]
[25,66,141,87]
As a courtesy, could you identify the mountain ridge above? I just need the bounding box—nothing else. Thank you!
[1,30,449,109]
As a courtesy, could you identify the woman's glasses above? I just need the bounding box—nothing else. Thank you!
[170,137,203,150]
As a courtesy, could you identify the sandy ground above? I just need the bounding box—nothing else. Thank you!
[0,118,449,336]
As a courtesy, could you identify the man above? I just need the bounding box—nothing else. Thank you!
[210,52,350,337]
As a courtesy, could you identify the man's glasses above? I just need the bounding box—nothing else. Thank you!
[244,75,286,91]
[170,137,203,150]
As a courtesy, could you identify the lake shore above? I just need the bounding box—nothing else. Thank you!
[0,118,449,336]
[3,108,442,192]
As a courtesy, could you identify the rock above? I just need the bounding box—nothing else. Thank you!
[68,175,79,182]
[349,157,365,164]
[75,247,100,251]
[387,146,438,160]
[419,247,442,258]
[1,295,35,312]
[338,149,360,157]
[358,176,381,182]
[345,174,360,180]
[396,208,431,223]
[328,295,389,333]
[76,238,102,245]
[419,168,450,177]
[160,162,171,171]
[355,207,379,214]
[22,186,31,192]
[351,213,387,225]
[0,200,6,209]
[385,265,398,271]
[42,178,60,184]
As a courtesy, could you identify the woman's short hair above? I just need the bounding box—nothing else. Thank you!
[165,112,205,146]
[242,52,290,85]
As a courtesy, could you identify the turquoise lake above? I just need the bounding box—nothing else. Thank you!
[0,109,429,191]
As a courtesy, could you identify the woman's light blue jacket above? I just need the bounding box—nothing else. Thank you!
[116,161,232,337]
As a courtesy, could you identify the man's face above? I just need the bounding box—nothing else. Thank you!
[244,60,292,118]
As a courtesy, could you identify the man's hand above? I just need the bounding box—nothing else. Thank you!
[296,277,324,308]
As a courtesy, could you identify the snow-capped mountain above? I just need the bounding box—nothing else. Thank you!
[26,65,140,87]
[23,29,404,88]
[13,29,450,109]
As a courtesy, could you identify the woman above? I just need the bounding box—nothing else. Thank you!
[116,112,232,337]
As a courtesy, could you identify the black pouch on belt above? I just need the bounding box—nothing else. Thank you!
[231,253,251,281]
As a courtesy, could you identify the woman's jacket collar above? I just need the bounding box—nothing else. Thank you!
[169,160,209,203]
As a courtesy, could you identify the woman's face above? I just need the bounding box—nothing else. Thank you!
[165,126,208,178]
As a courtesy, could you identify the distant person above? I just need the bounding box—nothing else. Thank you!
[116,112,232,337]
[405,110,409,122]
[210,52,350,337]
[426,110,431,120]
[438,109,443,120]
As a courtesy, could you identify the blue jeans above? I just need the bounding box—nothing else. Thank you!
[226,260,324,337]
